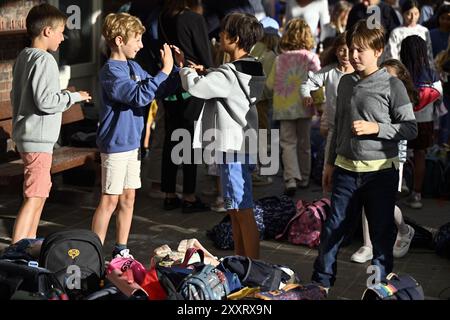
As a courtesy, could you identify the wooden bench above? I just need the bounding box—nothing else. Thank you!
[0,101,98,190]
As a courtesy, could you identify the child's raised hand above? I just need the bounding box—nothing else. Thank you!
[160,43,174,75]
[78,91,92,102]
[352,120,379,136]
[170,45,185,68]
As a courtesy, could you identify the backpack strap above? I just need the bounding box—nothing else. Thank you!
[275,202,309,240]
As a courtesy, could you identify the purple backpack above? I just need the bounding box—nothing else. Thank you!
[276,198,330,248]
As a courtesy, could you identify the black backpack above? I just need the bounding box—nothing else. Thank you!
[218,256,298,292]
[39,229,105,299]
[434,222,450,259]
[362,273,424,300]
[0,260,66,300]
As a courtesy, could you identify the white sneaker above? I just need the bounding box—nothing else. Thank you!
[350,246,373,263]
[210,199,227,213]
[393,225,415,258]
[114,248,134,259]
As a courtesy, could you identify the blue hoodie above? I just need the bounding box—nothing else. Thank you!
[97,59,179,153]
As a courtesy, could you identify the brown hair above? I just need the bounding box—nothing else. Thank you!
[26,3,67,39]
[346,19,385,51]
[220,13,263,53]
[381,59,419,106]
[320,32,347,66]
[102,13,146,47]
[279,18,314,52]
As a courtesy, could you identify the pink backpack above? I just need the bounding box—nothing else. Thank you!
[276,198,331,248]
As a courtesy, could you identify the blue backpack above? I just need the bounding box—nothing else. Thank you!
[178,264,231,300]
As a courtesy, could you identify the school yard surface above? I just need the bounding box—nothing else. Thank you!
[0,164,449,300]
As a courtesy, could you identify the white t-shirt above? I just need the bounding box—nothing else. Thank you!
[285,0,330,40]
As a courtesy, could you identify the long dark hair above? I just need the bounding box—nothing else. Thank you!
[400,35,438,84]
[320,32,347,67]
[381,59,420,106]
[163,0,202,16]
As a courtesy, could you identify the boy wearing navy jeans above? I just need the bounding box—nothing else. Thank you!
[312,20,417,291]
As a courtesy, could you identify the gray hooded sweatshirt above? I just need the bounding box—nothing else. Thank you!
[11,48,82,153]
[180,58,266,155]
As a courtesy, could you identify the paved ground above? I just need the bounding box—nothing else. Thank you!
[0,164,449,300]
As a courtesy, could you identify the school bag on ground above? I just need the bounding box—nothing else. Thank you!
[276,198,331,248]
[254,195,296,239]
[434,222,450,259]
[218,255,298,292]
[178,264,231,300]
[39,229,105,299]
[0,259,67,300]
[362,273,424,300]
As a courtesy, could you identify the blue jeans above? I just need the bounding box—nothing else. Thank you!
[312,165,399,288]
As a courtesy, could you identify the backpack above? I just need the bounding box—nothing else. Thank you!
[414,83,441,112]
[39,229,105,299]
[254,195,296,239]
[362,273,424,300]
[0,259,67,300]
[178,264,230,300]
[218,255,298,292]
[434,222,450,259]
[422,156,446,198]
[276,198,331,248]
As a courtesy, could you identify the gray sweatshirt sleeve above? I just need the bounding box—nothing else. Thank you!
[180,65,236,99]
[31,55,82,114]
[377,78,417,141]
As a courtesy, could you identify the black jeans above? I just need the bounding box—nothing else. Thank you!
[161,98,198,194]
[312,165,399,287]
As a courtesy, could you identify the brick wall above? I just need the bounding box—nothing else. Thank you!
[0,0,42,102]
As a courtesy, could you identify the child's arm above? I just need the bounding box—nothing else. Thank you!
[179,65,235,99]
[32,55,88,113]
[300,69,327,108]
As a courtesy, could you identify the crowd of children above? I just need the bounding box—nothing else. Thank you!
[7,0,450,296]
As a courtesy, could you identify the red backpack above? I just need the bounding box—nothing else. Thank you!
[276,198,331,248]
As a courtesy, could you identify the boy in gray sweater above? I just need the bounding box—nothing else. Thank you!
[10,4,91,244]
[312,20,417,291]
[180,13,265,258]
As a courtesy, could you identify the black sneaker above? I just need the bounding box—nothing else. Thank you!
[182,197,210,214]
[163,197,181,210]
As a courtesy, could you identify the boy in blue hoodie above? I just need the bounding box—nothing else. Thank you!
[92,13,181,258]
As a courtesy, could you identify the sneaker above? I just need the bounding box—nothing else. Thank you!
[350,246,373,263]
[210,198,227,213]
[163,197,182,210]
[113,248,134,259]
[252,173,273,186]
[182,197,210,214]
[297,179,310,189]
[393,225,415,258]
[284,179,297,197]
[404,193,423,209]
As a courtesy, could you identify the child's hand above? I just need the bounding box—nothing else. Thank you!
[78,91,92,102]
[352,120,379,136]
[188,62,206,75]
[303,96,313,108]
[170,45,185,68]
[160,43,174,75]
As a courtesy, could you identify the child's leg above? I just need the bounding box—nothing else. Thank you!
[312,167,362,288]
[115,189,135,246]
[361,210,372,248]
[280,120,302,184]
[229,210,245,256]
[92,194,119,244]
[363,167,398,280]
[296,117,312,186]
[12,198,46,243]
[231,209,260,259]
[394,205,409,234]
[12,152,52,243]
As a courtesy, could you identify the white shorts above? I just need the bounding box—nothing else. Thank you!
[101,149,141,195]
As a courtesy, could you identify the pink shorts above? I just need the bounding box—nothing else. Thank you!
[20,152,52,198]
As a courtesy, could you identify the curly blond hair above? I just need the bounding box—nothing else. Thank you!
[279,18,314,52]
[102,13,146,47]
